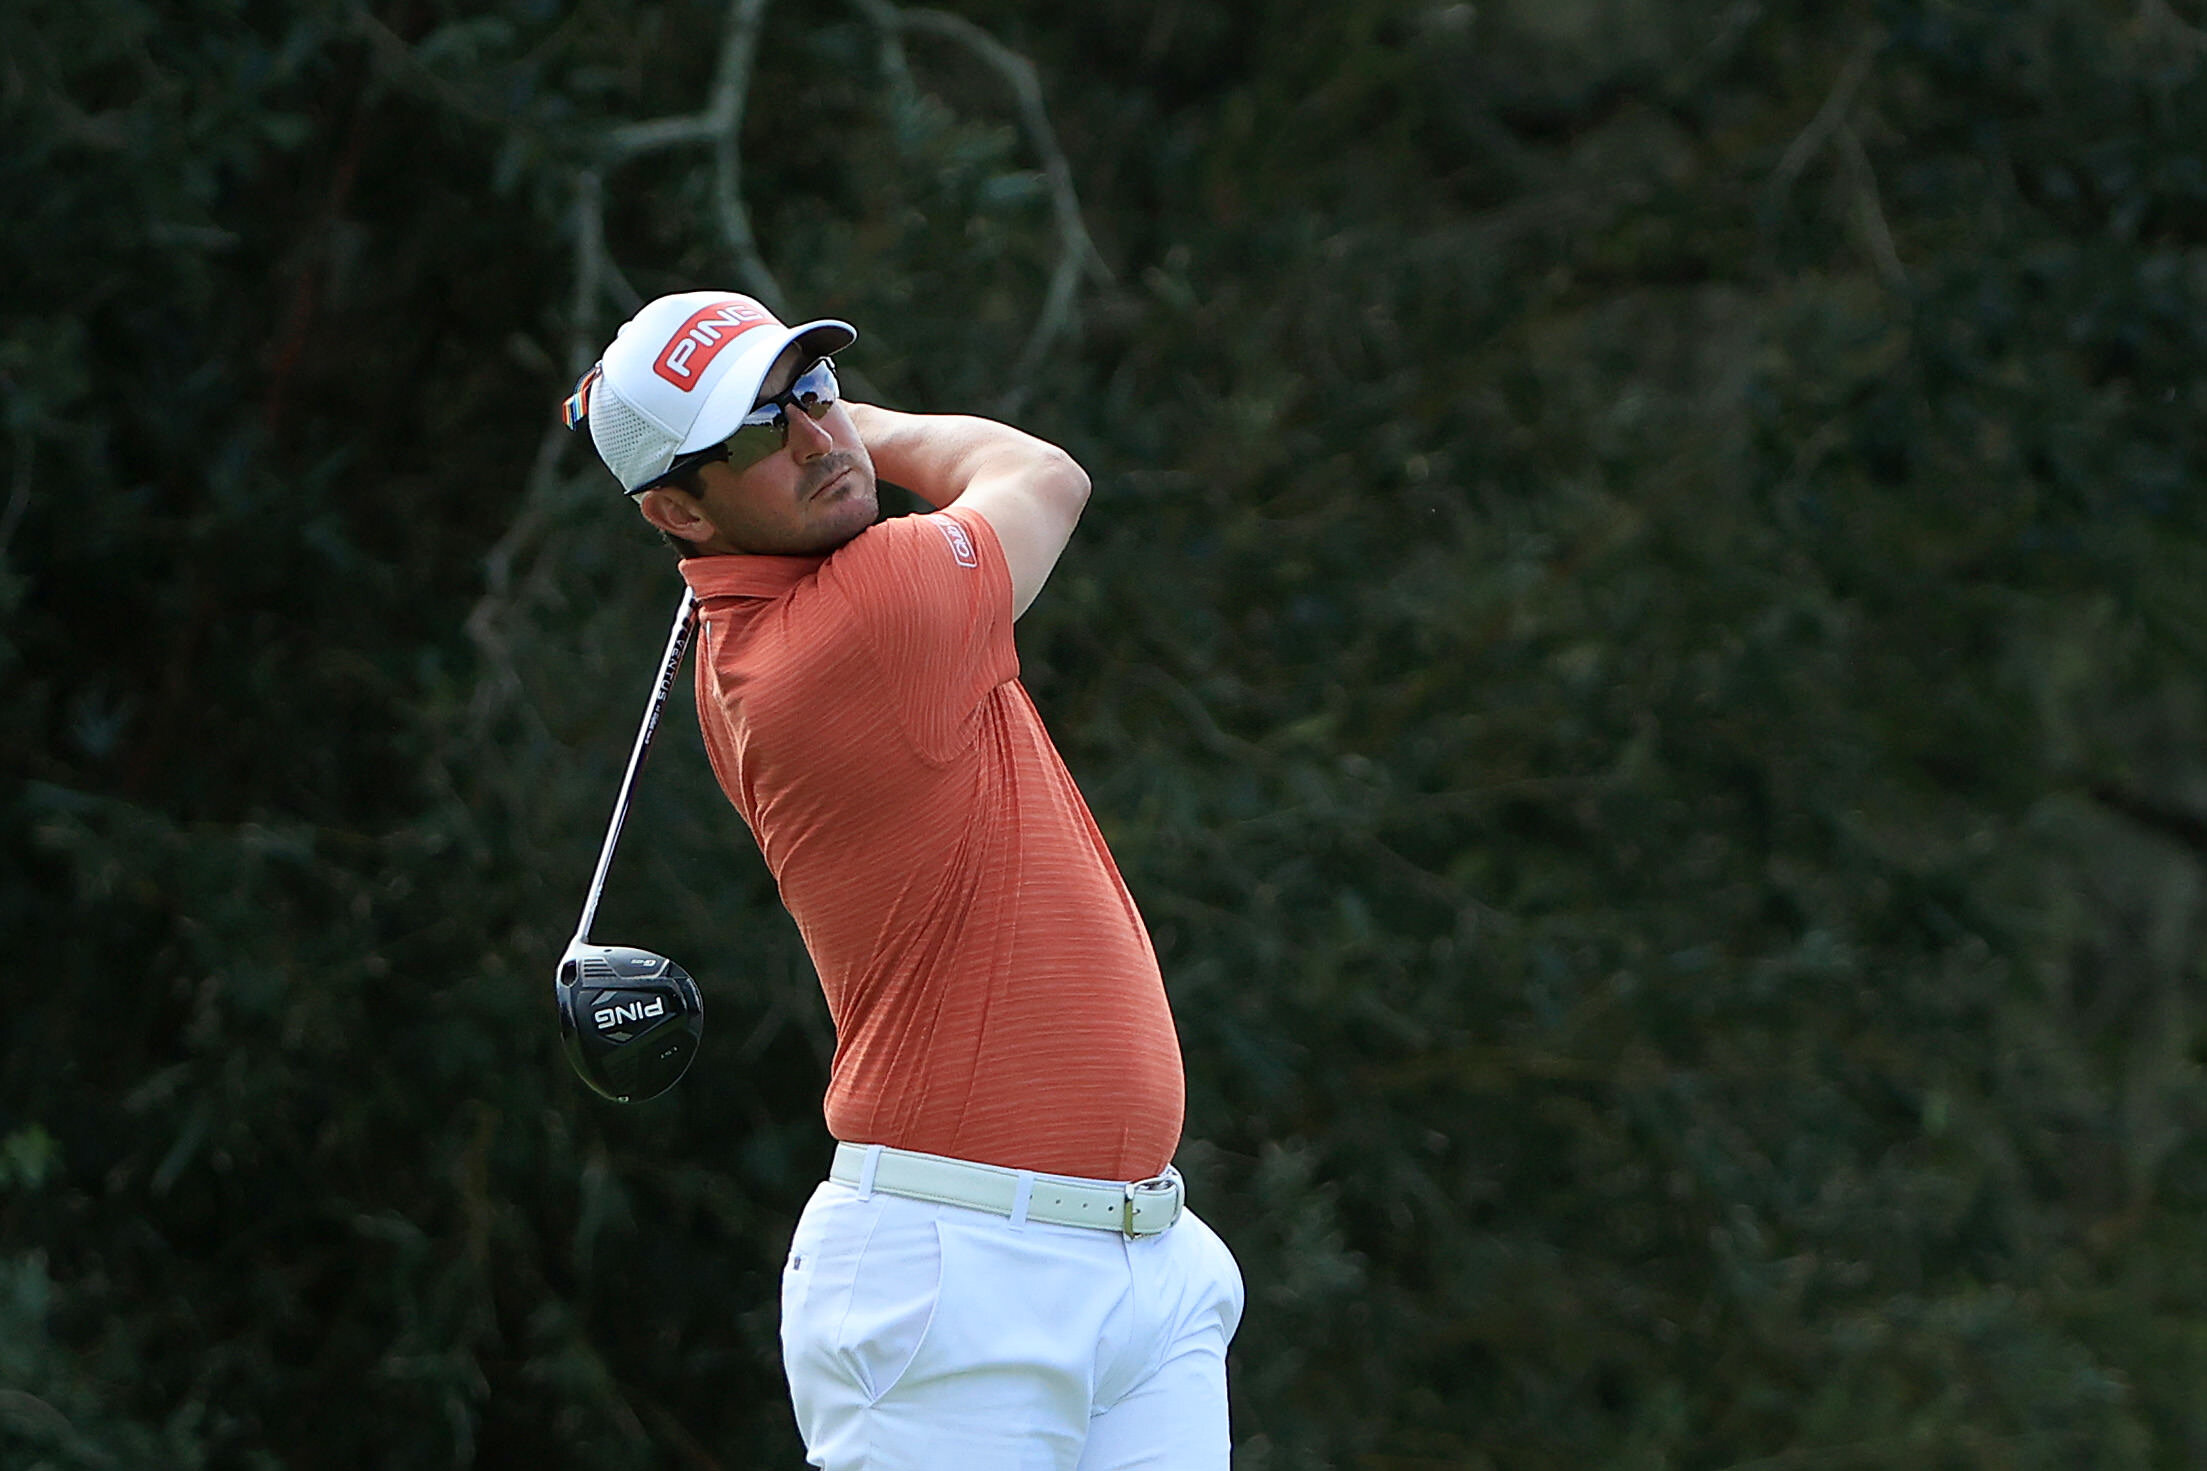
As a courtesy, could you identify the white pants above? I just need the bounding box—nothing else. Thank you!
[780,1176,1244,1470]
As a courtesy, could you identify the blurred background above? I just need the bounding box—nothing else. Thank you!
[7,0,2207,1466]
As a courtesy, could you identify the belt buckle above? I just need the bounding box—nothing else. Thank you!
[1122,1169,1184,1237]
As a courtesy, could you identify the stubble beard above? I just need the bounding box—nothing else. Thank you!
[800,448,869,502]
[798,448,878,552]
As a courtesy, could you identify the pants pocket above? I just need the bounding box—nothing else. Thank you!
[834,1211,945,1405]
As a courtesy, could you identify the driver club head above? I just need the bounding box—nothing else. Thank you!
[555,941,704,1103]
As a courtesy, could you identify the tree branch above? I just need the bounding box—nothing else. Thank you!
[1838,121,1906,288]
[350,8,504,128]
[1766,30,1883,205]
[601,0,1103,405]
[708,0,784,310]
[604,114,719,156]
[852,0,1110,412]
[2091,781,2207,860]
[601,0,783,309]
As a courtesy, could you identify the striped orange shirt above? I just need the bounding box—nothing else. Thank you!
[678,508,1184,1181]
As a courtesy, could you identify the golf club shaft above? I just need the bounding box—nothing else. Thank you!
[572,587,698,946]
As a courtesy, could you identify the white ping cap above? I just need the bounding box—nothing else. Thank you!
[563,291,857,493]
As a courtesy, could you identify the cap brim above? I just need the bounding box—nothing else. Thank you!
[676,318,858,455]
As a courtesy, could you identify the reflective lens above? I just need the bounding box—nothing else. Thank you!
[721,359,840,472]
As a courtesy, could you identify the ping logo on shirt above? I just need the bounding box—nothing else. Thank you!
[933,516,978,568]
[654,300,775,389]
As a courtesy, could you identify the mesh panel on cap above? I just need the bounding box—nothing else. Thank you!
[588,382,683,492]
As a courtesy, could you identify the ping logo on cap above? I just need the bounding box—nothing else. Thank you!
[655,299,776,389]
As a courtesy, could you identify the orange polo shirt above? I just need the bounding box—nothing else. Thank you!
[678,507,1184,1181]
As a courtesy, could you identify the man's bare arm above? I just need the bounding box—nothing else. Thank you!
[847,404,1090,619]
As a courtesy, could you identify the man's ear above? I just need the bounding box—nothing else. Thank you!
[635,486,716,548]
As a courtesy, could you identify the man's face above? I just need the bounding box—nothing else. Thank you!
[638,350,879,557]
[687,398,878,556]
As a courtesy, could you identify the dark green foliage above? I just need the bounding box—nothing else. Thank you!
[6,1,2207,1467]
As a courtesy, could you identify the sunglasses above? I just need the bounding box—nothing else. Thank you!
[644,358,841,493]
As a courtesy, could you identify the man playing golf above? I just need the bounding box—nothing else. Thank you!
[563,291,1243,1470]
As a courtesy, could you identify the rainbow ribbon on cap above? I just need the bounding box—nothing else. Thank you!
[562,364,602,429]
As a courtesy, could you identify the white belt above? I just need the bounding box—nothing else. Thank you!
[829,1142,1185,1237]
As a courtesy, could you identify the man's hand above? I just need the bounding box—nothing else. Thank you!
[848,404,1090,619]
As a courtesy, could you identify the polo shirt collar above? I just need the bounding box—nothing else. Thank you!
[679,551,825,601]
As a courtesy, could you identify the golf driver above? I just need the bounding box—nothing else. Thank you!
[554,587,705,1102]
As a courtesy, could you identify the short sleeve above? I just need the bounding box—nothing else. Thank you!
[818,507,1018,760]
